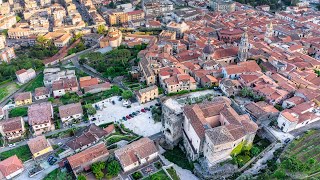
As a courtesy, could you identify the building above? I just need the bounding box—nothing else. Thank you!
[0,117,25,141]
[66,124,108,153]
[211,0,235,12]
[14,92,32,106]
[162,97,258,166]
[15,68,36,84]
[115,137,158,172]
[83,82,111,94]
[277,101,320,132]
[59,103,83,124]
[43,68,76,87]
[245,101,279,124]
[52,77,79,98]
[106,10,128,26]
[27,135,53,159]
[34,87,51,100]
[100,27,122,48]
[28,102,54,135]
[163,74,197,94]
[0,155,24,180]
[237,30,249,62]
[0,14,17,30]
[43,31,72,47]
[219,79,242,97]
[67,143,109,175]
[222,61,261,79]
[0,47,16,63]
[136,85,159,104]
[166,21,189,38]
[142,0,173,16]
[79,76,99,88]
[0,35,6,49]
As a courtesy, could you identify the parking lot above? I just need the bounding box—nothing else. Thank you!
[91,96,162,137]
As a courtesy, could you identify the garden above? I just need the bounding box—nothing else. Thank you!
[0,82,19,102]
[0,144,32,162]
[9,107,28,117]
[24,73,44,92]
[43,168,73,180]
[143,170,171,180]
[91,160,121,179]
[163,146,194,171]
[104,123,140,146]
[231,136,271,167]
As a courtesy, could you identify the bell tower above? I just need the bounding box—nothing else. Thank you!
[238,28,249,62]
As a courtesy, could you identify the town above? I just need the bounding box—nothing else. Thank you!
[0,0,319,179]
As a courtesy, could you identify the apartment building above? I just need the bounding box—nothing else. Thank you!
[15,68,36,84]
[0,47,16,63]
[136,85,159,104]
[58,103,83,124]
[0,117,25,141]
[14,92,32,106]
[28,102,55,135]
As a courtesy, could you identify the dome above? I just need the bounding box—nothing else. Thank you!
[203,44,214,54]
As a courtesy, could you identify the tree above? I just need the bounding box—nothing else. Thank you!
[121,90,133,100]
[77,174,87,180]
[95,171,104,180]
[84,104,96,115]
[36,35,49,48]
[250,146,261,156]
[107,160,121,176]
[97,24,106,34]
[273,170,286,179]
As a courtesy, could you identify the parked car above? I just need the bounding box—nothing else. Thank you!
[91,117,97,121]
[58,142,62,146]
[150,105,154,108]
[47,156,54,163]
[123,100,131,107]
[284,138,291,144]
[118,97,123,101]
[144,107,150,111]
[122,117,126,120]
[126,105,131,108]
[155,103,161,106]
[129,114,134,118]
[49,158,57,165]
[8,143,16,148]
[112,100,115,105]
[132,112,137,116]
[141,109,146,113]
[126,115,131,119]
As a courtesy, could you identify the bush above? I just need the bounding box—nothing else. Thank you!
[9,107,28,117]
[107,160,121,176]
[132,171,143,180]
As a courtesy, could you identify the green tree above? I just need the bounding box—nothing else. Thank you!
[107,160,121,176]
[16,16,21,22]
[273,169,286,179]
[36,35,49,48]
[97,24,106,34]
[121,90,133,100]
[77,174,87,180]
[250,146,261,156]
[95,171,104,180]
[84,104,96,115]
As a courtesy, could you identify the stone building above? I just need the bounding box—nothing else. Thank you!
[211,0,235,12]
[162,97,258,166]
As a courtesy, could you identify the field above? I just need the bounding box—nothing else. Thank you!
[283,130,320,174]
[24,74,44,92]
[0,83,19,102]
[0,145,32,162]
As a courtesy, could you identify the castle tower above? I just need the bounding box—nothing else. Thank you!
[238,28,249,62]
[264,22,273,42]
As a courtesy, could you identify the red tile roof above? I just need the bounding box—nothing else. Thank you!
[0,155,23,177]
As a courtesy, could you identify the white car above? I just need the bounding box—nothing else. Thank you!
[8,143,16,148]
[122,100,131,107]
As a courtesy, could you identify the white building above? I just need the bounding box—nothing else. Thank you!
[15,68,36,84]
[277,101,320,132]
[58,103,83,124]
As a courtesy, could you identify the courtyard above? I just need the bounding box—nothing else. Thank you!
[90,96,161,137]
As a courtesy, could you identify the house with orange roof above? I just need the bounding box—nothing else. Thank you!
[163,74,196,94]
[222,61,261,79]
[0,155,24,179]
[277,101,320,132]
[0,117,25,141]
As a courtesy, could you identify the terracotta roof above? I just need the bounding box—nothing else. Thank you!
[35,87,50,97]
[79,77,99,88]
[27,135,52,155]
[67,143,109,170]
[15,69,27,75]
[83,82,111,93]
[28,102,52,125]
[58,103,83,119]
[66,124,108,150]
[1,117,23,133]
[14,92,32,102]
[0,155,23,177]
[115,138,157,168]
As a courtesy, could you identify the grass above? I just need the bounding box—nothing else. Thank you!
[166,167,180,180]
[0,82,19,102]
[106,135,138,146]
[143,170,170,180]
[163,146,194,171]
[9,107,28,117]
[0,145,32,162]
[24,73,44,92]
